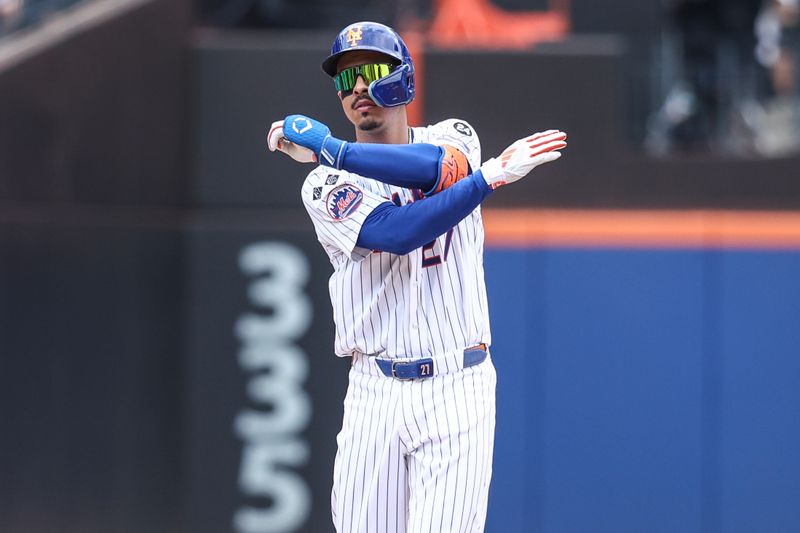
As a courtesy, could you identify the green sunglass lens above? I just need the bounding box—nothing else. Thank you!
[334,64,392,92]
[335,69,356,91]
[360,64,392,83]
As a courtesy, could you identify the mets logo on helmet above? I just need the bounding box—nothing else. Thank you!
[327,184,364,220]
[346,26,363,47]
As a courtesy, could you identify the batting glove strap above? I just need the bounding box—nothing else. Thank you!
[479,157,506,190]
[319,134,347,169]
[283,114,348,169]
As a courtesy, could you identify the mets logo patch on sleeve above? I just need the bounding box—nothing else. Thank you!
[326,184,364,220]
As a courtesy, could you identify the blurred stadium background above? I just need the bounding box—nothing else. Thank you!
[1,0,799,532]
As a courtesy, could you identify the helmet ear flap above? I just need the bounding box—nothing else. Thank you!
[367,63,415,107]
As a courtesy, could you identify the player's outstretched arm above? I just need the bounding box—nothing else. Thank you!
[269,114,459,194]
[271,114,566,195]
[356,130,567,254]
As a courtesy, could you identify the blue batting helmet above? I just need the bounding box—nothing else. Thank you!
[321,21,415,108]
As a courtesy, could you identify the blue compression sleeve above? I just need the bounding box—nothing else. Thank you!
[356,171,493,255]
[341,142,443,192]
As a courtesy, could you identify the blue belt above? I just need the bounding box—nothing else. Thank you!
[375,344,488,380]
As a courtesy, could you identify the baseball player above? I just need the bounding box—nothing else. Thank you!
[267,21,566,533]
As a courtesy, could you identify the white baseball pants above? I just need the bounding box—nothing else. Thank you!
[331,350,497,533]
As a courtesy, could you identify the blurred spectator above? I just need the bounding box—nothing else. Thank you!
[751,0,800,155]
[669,0,725,149]
[756,0,799,94]
[0,0,25,35]
[647,0,764,154]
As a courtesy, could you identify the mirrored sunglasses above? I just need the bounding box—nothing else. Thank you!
[334,63,395,94]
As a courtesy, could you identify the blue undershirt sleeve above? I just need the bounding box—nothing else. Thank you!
[341,142,444,192]
[356,171,493,255]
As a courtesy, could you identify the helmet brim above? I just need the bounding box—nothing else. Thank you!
[321,46,402,77]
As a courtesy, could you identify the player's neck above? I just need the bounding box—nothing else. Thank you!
[354,116,410,145]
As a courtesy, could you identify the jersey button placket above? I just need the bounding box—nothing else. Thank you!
[409,264,419,333]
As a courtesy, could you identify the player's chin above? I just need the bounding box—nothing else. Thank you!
[356,114,381,132]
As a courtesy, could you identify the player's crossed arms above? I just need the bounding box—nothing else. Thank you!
[267,114,567,191]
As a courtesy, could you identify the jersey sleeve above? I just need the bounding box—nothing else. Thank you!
[300,167,387,262]
[428,119,482,173]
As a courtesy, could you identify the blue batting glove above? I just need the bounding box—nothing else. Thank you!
[283,114,347,169]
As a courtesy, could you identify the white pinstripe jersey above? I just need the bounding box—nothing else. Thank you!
[300,118,491,359]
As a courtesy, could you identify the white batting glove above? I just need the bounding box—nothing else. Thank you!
[266,119,317,163]
[479,130,567,189]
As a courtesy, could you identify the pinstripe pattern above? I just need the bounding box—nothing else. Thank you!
[301,118,496,532]
[300,119,491,359]
[332,352,496,533]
